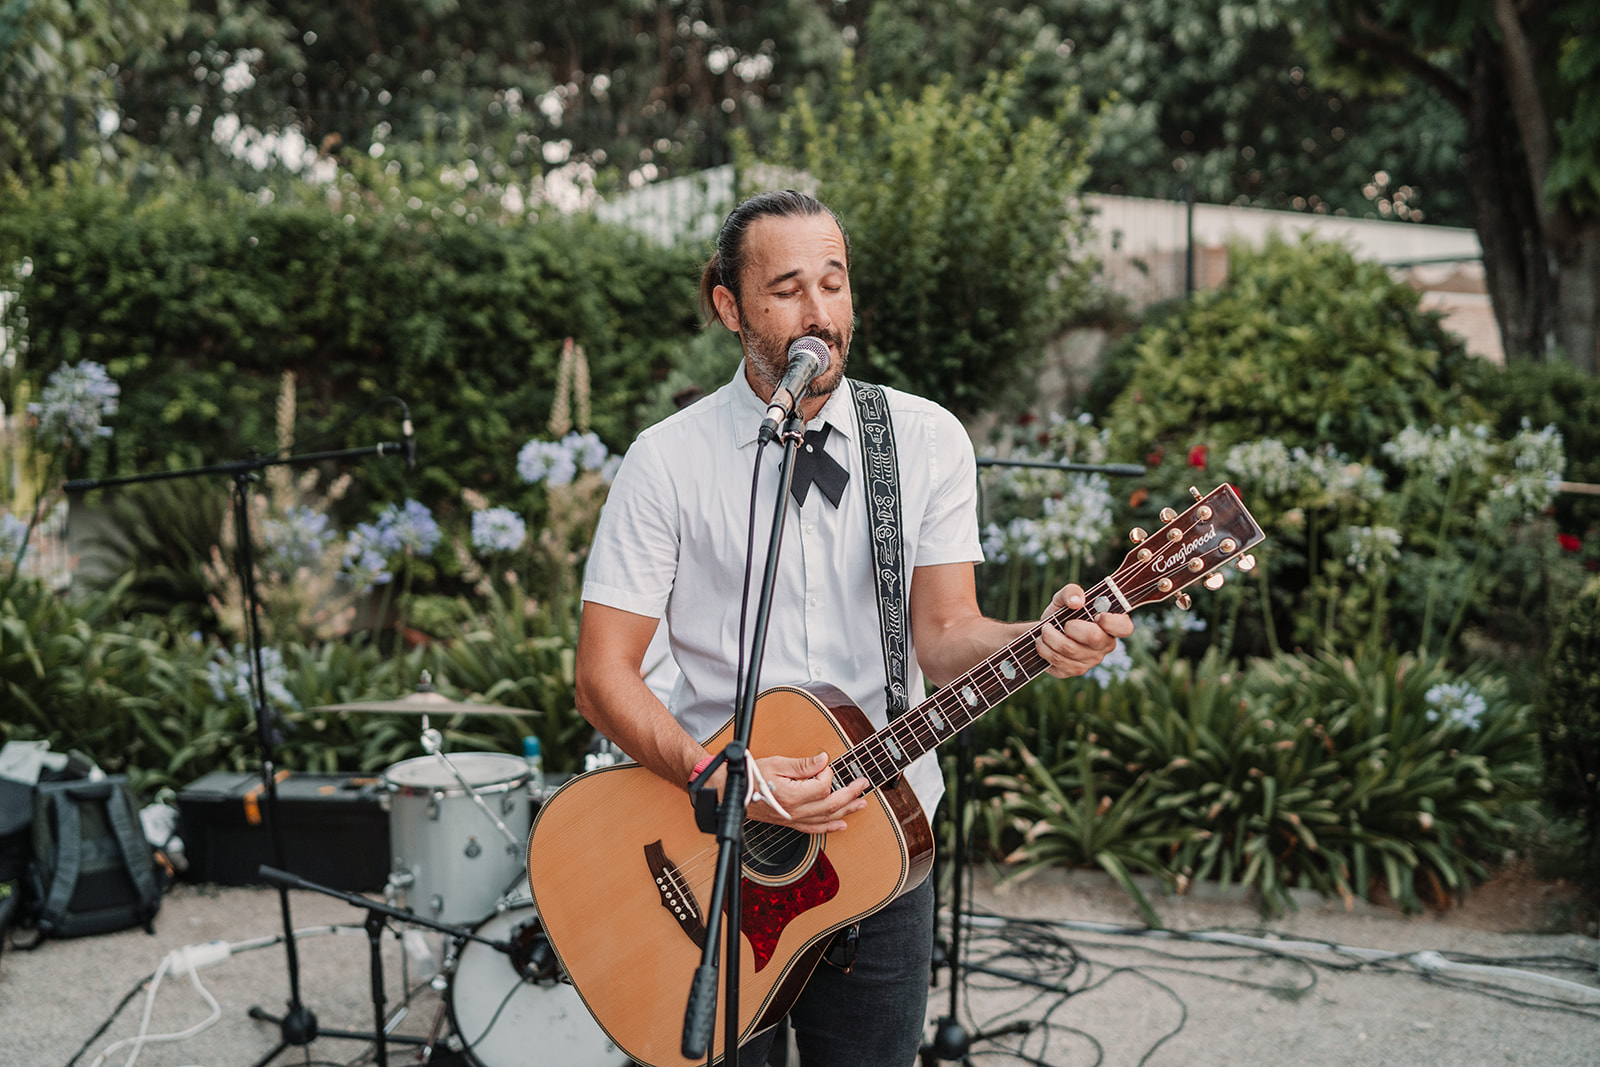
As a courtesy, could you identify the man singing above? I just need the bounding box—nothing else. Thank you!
[576,189,1132,1065]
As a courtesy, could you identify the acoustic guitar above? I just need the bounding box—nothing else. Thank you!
[526,483,1265,1066]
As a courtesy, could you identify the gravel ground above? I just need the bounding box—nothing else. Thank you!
[1,867,1595,1067]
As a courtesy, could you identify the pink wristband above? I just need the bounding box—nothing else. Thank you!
[688,754,715,783]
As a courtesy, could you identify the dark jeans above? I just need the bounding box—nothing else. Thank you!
[737,877,934,1067]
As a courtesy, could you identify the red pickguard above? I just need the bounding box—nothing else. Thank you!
[739,851,840,971]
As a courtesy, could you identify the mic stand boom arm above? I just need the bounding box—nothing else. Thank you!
[64,438,409,1067]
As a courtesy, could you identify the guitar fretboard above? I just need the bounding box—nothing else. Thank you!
[829,578,1113,791]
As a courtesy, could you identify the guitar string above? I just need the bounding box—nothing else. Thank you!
[663,528,1221,906]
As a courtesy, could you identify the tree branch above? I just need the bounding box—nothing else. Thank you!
[1492,0,1555,215]
[1331,27,1471,114]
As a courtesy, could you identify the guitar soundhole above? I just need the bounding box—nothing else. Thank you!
[741,823,815,883]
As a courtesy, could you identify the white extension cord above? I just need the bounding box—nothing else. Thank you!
[85,924,364,1067]
[88,943,226,1067]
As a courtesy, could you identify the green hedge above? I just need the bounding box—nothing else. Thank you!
[0,176,702,530]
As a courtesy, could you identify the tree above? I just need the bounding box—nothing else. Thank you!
[78,0,846,191]
[845,0,1474,226]
[1304,0,1600,372]
[0,0,184,177]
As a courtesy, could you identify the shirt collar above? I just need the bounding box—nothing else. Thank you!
[727,360,857,450]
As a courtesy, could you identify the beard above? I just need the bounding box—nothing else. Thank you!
[738,308,851,401]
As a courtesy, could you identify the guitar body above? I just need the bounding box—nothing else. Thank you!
[525,683,935,1067]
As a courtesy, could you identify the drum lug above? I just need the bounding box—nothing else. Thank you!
[428,790,443,821]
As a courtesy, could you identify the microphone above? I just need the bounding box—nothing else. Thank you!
[757,336,830,442]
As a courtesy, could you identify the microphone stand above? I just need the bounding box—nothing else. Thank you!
[253,865,497,1067]
[922,455,1144,1066]
[681,412,807,1067]
[65,437,409,1067]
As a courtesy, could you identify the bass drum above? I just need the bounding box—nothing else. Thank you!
[447,891,633,1067]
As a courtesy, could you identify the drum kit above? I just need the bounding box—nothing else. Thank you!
[299,685,631,1067]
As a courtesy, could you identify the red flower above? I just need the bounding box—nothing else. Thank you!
[1557,533,1583,552]
[1188,444,1208,469]
[1017,412,1037,427]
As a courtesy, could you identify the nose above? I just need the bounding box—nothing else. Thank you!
[798,287,832,336]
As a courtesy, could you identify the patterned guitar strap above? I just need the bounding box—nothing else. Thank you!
[848,380,910,721]
[817,380,907,975]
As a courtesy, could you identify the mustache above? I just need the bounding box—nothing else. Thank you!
[796,327,844,352]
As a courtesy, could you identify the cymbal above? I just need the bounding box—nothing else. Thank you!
[312,691,538,717]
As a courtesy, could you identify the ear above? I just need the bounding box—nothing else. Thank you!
[711,285,741,334]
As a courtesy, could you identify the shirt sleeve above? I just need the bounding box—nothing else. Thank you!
[909,406,983,568]
[581,434,680,618]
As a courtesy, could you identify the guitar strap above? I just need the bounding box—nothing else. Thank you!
[848,380,909,720]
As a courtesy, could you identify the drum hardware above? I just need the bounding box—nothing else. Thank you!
[419,717,524,852]
[382,725,535,924]
[255,864,484,1067]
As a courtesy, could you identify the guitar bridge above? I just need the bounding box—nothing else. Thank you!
[644,840,707,949]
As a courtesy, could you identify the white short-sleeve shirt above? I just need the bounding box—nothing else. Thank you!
[581,365,983,819]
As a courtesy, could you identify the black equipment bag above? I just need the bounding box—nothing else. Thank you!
[26,775,161,939]
[0,776,31,955]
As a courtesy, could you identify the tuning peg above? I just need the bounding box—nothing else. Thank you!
[1129,527,1148,544]
[1203,572,1225,591]
[1189,486,1202,500]
[1159,507,1178,522]
[1236,554,1257,572]
[1174,592,1192,610]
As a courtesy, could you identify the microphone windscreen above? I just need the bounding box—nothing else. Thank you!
[787,335,830,370]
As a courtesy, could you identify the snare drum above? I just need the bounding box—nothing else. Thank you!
[447,891,630,1067]
[382,752,532,924]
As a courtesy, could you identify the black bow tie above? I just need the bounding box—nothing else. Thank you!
[790,423,849,508]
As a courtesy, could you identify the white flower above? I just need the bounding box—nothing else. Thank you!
[1495,419,1565,520]
[1424,682,1487,729]
[206,644,298,711]
[518,439,577,486]
[471,506,527,554]
[1086,642,1132,688]
[28,361,120,447]
[1382,423,1494,482]
[1223,438,1295,497]
[1343,525,1403,575]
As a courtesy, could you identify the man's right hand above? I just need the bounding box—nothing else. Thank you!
[706,752,870,834]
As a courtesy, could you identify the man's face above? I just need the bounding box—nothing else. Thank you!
[713,213,853,404]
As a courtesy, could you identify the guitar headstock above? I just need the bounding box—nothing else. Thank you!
[1109,485,1266,611]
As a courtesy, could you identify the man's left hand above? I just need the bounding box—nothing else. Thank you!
[1034,584,1133,679]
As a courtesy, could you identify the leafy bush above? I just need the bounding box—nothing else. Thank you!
[971,647,1538,916]
[76,478,229,629]
[1538,576,1600,837]
[1098,234,1485,459]
[1076,237,1579,663]
[1466,358,1600,558]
